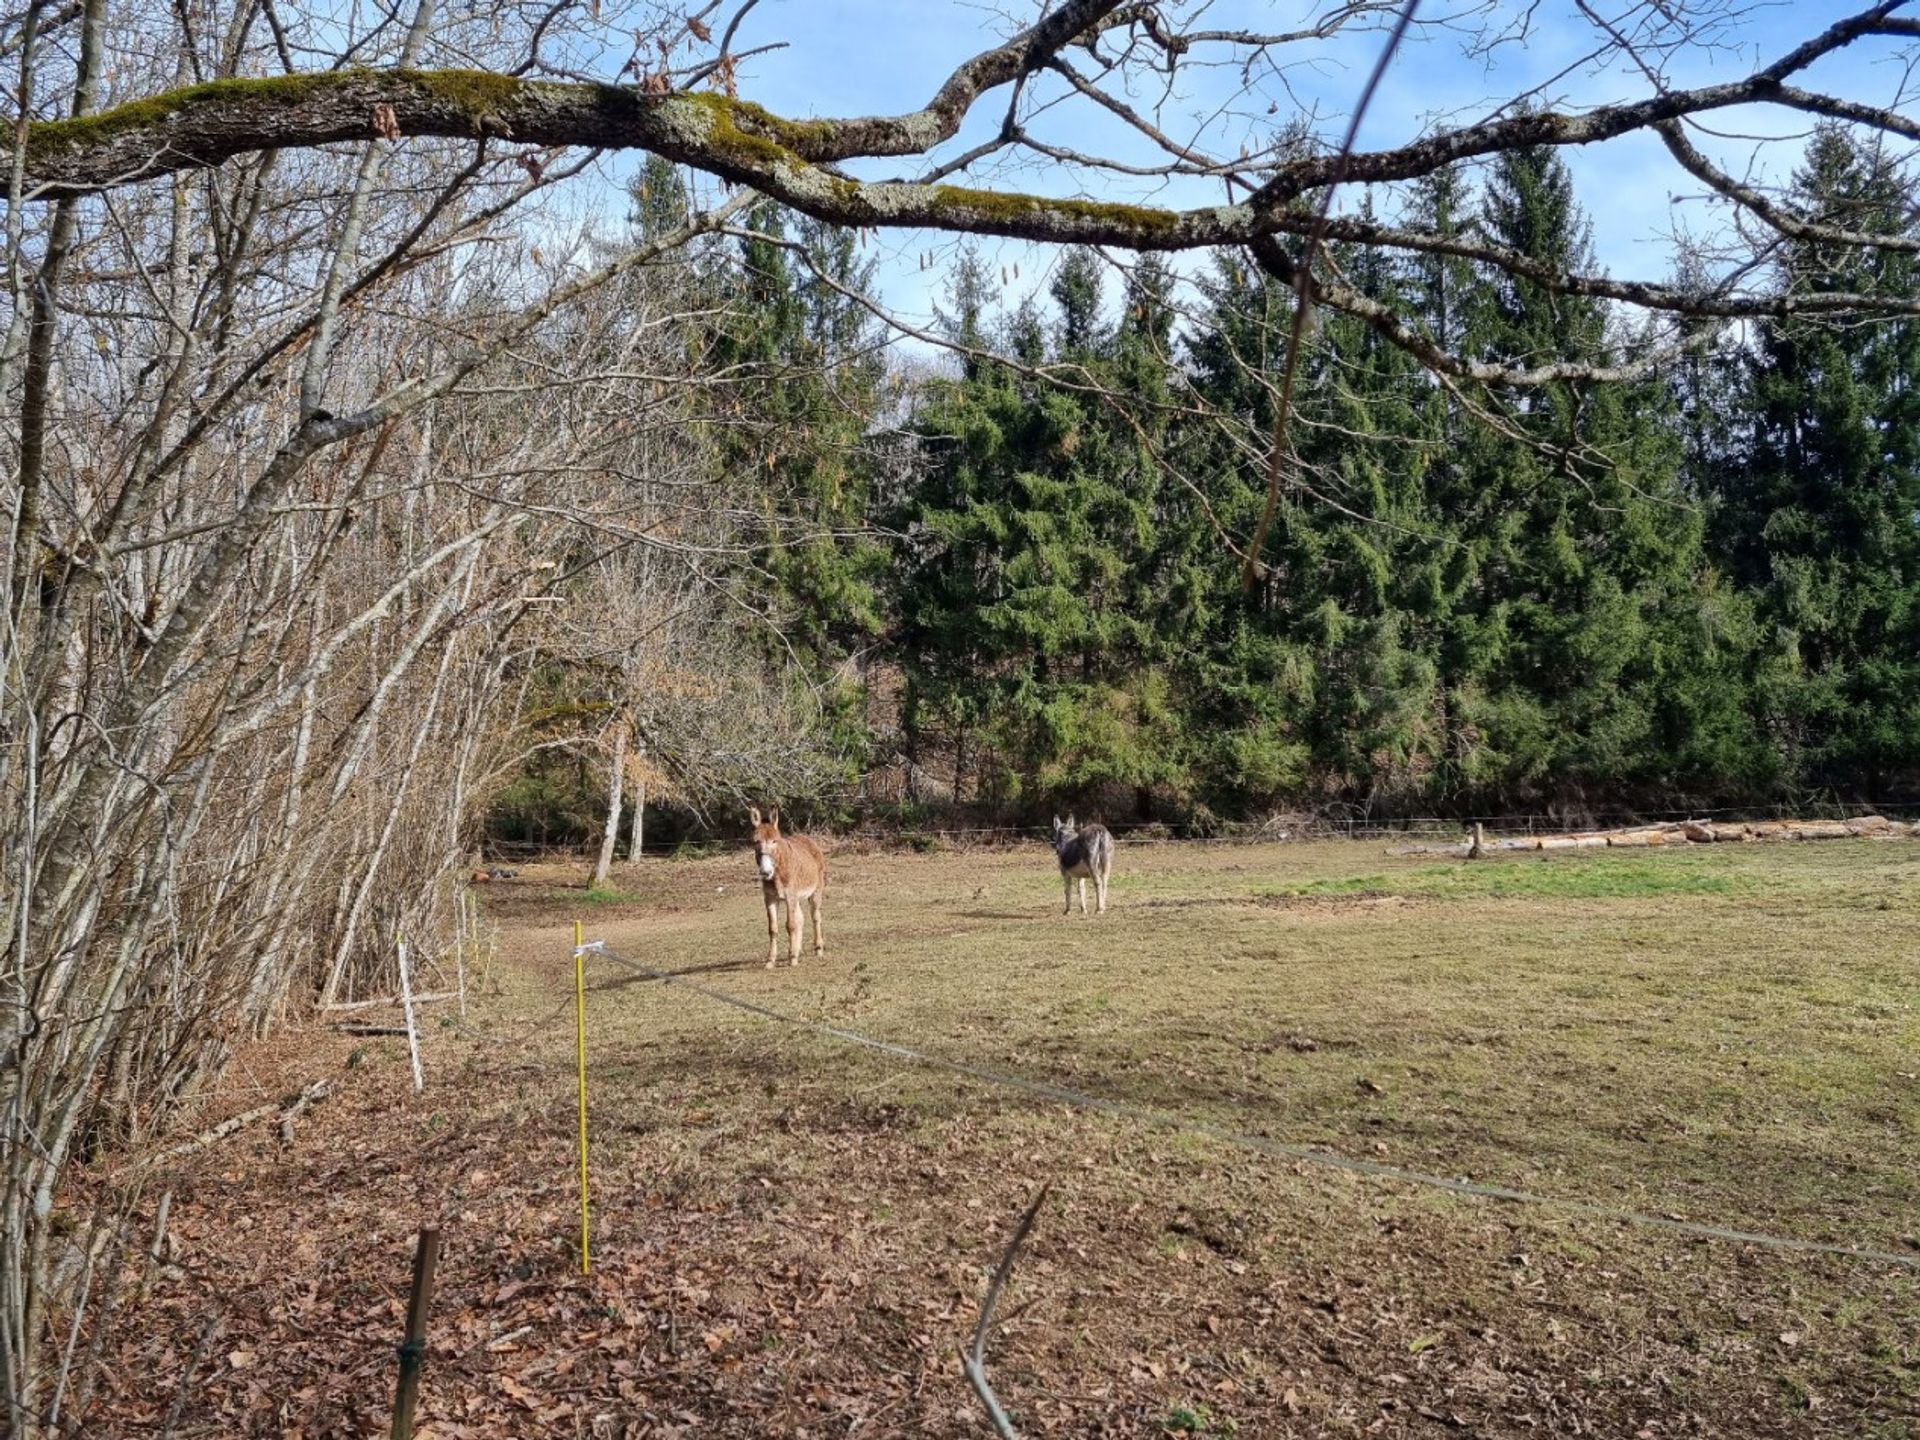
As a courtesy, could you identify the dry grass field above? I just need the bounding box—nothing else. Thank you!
[103,837,1920,1437]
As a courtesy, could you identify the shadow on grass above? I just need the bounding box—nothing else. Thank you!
[590,956,759,991]
[562,996,1918,1252]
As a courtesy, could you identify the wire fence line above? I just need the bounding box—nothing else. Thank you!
[495,799,1920,860]
[581,941,1920,1272]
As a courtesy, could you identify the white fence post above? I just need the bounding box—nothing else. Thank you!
[398,935,424,1092]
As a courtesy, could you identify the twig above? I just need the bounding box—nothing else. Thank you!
[128,1079,331,1173]
[455,891,469,1019]
[963,1183,1051,1440]
[134,1190,172,1302]
[159,1315,222,1440]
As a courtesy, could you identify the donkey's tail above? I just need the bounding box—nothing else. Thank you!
[1087,825,1115,879]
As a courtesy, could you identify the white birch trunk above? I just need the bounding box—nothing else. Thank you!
[398,938,424,1093]
[627,758,645,862]
[591,720,627,889]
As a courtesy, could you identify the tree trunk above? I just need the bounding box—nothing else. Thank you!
[592,721,627,889]
[627,764,645,861]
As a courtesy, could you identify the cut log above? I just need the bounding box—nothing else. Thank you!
[1784,820,1851,841]
[128,1079,331,1173]
[320,991,454,1014]
[1397,814,1910,857]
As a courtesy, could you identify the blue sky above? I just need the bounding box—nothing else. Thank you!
[600,2,1915,335]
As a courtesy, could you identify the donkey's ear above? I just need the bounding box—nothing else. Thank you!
[748,806,762,826]
[1051,814,1061,827]
[1066,814,1077,830]
[768,807,780,829]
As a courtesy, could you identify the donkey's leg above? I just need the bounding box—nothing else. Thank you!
[1096,867,1109,914]
[1078,876,1089,916]
[1062,874,1073,915]
[764,897,781,969]
[809,891,825,955]
[787,896,806,966]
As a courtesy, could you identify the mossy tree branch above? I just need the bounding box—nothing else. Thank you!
[7,3,1920,329]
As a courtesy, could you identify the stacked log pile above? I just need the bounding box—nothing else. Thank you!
[1399,815,1912,856]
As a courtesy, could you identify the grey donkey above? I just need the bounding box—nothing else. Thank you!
[1050,815,1114,915]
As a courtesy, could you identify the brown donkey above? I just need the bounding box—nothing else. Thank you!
[748,807,827,968]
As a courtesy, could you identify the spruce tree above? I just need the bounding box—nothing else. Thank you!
[705,205,890,655]
[1410,143,1746,810]
[895,249,1187,809]
[1712,125,1920,793]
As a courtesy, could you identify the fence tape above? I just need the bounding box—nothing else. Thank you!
[585,943,1919,1272]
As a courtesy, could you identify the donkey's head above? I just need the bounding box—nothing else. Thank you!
[748,806,782,881]
[1050,814,1078,852]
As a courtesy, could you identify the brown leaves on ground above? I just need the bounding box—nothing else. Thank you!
[68,846,1920,1437]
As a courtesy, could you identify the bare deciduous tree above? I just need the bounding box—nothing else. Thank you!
[0,3,789,1423]
[6,1,1920,1433]
[12,2,1920,363]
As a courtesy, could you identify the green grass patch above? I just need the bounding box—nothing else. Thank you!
[1266,853,1750,901]
[581,884,645,905]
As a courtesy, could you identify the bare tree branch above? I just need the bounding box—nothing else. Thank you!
[963,1183,1051,1440]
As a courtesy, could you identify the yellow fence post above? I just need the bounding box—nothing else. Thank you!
[574,919,591,1276]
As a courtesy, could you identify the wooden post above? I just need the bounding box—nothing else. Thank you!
[574,920,591,1275]
[390,1227,441,1440]
[398,936,424,1092]
[1469,821,1486,859]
